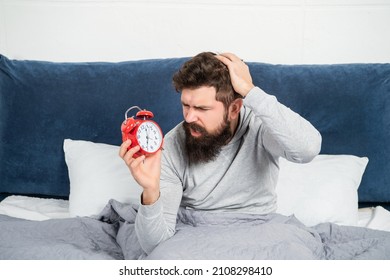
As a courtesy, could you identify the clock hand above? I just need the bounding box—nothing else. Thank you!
[146,125,150,150]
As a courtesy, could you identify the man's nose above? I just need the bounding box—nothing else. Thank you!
[184,108,198,123]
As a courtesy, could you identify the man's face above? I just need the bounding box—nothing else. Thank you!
[181,86,227,135]
[181,86,233,164]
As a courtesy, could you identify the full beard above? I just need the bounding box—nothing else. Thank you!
[183,116,233,165]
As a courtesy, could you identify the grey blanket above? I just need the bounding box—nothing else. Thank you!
[1,199,390,260]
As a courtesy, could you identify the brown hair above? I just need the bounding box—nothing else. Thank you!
[172,52,241,109]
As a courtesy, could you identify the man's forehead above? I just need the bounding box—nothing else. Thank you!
[181,86,218,102]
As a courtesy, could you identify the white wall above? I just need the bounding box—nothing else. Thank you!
[0,0,389,64]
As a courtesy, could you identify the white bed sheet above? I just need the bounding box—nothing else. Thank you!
[0,195,69,221]
[1,195,390,232]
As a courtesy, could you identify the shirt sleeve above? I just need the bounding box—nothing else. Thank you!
[244,86,322,163]
[134,145,183,255]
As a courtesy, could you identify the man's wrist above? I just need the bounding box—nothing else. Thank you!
[241,84,255,98]
[141,189,160,205]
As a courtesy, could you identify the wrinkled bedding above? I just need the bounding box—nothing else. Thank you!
[1,199,390,260]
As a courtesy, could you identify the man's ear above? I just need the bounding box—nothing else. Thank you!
[229,98,243,120]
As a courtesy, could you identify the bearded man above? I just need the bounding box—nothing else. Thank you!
[119,52,322,255]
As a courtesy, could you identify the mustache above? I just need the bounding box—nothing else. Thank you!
[183,122,207,134]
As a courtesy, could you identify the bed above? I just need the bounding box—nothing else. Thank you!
[1,54,390,259]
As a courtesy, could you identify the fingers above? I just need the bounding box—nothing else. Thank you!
[215,52,247,74]
[215,52,254,97]
[129,153,146,170]
[215,52,243,65]
[119,139,132,158]
[215,53,232,66]
[124,146,142,164]
[119,140,143,166]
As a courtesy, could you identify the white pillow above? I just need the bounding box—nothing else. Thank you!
[64,139,142,217]
[275,154,369,227]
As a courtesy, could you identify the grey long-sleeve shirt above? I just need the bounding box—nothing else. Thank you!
[135,87,322,254]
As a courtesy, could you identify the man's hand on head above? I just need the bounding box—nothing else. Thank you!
[215,52,255,97]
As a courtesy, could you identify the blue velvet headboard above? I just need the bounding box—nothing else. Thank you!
[1,54,389,207]
[249,63,390,207]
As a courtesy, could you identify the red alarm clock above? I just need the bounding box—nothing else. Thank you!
[121,106,164,158]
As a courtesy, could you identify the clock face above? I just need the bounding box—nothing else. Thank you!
[136,121,163,153]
